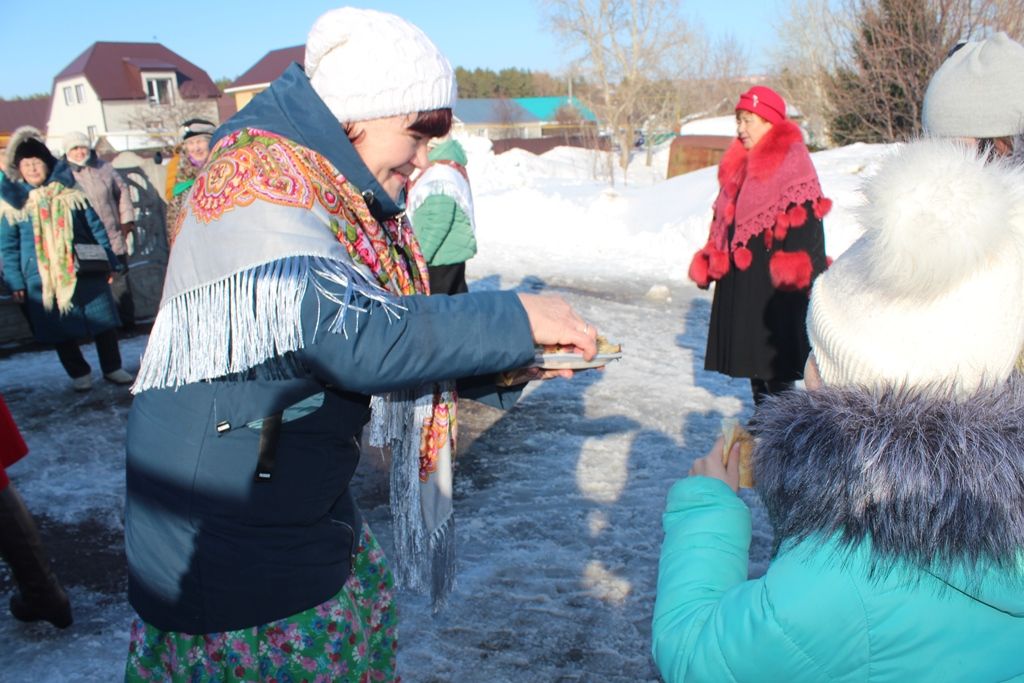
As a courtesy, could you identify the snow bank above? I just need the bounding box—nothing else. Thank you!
[455,133,894,286]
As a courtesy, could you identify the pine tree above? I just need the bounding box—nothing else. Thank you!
[828,0,945,144]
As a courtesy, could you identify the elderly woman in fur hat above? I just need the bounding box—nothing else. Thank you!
[689,86,830,406]
[0,127,132,391]
[652,138,1024,681]
[124,7,600,681]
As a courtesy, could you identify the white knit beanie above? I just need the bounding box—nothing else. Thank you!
[62,130,90,151]
[922,32,1024,138]
[305,7,456,123]
[807,139,1024,396]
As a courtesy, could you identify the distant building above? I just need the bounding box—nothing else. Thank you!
[453,97,596,140]
[225,46,599,145]
[47,42,221,153]
[217,93,238,127]
[668,108,808,178]
[0,97,51,150]
[225,46,304,112]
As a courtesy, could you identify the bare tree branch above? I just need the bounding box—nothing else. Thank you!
[543,0,698,183]
[770,0,1024,145]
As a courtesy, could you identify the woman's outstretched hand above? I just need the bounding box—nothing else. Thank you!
[517,293,598,358]
[516,293,599,381]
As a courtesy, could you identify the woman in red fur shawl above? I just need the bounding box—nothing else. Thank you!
[688,86,830,405]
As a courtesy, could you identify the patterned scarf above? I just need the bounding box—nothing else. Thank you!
[25,183,89,314]
[135,128,460,608]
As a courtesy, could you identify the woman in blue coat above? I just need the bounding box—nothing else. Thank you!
[0,127,132,391]
[653,139,1024,681]
[124,7,599,681]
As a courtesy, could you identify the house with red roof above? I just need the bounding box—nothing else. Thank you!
[47,42,221,153]
[0,97,51,150]
[225,46,304,113]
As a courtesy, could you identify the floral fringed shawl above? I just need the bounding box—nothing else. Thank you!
[1,182,90,313]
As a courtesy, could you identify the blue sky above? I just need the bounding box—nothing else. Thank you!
[0,1,777,99]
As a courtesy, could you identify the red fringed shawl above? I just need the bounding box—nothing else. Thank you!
[689,120,831,289]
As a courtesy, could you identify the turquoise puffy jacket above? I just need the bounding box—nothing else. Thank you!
[653,384,1024,682]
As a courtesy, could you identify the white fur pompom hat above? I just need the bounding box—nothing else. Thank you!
[807,139,1024,396]
[305,7,457,123]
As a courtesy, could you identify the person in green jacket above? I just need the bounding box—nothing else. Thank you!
[407,137,477,295]
[653,138,1024,682]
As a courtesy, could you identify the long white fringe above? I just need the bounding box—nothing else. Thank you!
[133,255,401,393]
[375,388,457,609]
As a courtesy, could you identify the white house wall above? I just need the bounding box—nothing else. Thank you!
[47,75,219,153]
[104,99,219,144]
[46,77,105,151]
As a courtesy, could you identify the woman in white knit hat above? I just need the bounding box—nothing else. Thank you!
[652,138,1024,681]
[59,130,137,329]
[123,7,600,681]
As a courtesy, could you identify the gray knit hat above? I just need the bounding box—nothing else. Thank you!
[922,32,1024,138]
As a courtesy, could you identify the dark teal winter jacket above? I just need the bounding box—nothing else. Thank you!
[125,64,535,634]
[0,164,121,345]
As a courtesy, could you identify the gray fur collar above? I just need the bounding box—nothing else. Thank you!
[752,376,1024,572]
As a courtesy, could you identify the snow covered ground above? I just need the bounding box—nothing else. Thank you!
[0,136,893,681]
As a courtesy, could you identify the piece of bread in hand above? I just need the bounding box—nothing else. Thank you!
[720,417,755,488]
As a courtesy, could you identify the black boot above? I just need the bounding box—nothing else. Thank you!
[0,485,72,628]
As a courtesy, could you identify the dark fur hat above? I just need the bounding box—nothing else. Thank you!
[4,126,55,183]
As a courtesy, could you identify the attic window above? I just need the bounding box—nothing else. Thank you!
[146,78,174,106]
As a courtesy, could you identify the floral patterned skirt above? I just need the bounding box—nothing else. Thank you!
[124,524,399,682]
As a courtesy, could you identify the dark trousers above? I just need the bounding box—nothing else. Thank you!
[54,329,122,379]
[110,256,135,330]
[750,378,795,406]
[427,262,469,296]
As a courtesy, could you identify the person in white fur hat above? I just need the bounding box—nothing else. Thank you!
[653,138,1024,681]
[123,7,601,681]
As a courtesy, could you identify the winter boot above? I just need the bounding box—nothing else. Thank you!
[71,374,92,392]
[103,369,134,385]
[0,485,72,628]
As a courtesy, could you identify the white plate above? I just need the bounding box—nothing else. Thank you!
[533,351,623,370]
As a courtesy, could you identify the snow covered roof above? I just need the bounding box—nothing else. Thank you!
[678,115,736,138]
